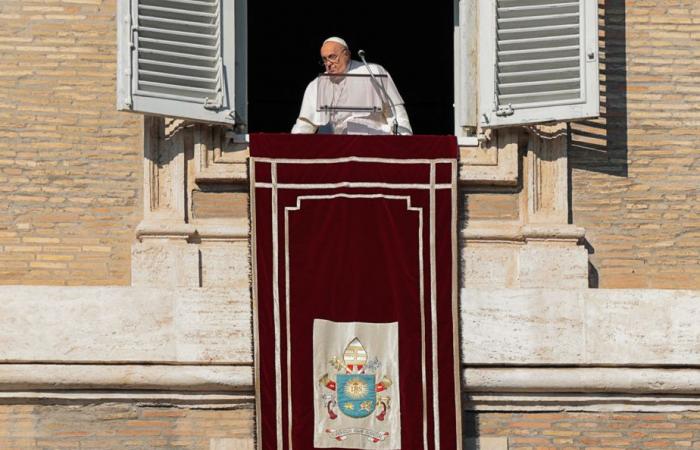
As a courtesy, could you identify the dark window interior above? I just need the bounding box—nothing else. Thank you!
[248,2,454,135]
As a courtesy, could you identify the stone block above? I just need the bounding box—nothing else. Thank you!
[0,286,252,364]
[518,242,588,289]
[131,240,200,287]
[199,240,250,289]
[462,243,518,288]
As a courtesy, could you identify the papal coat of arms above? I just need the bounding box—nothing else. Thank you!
[318,337,393,443]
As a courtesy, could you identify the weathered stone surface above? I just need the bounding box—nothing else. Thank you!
[0,286,698,395]
[462,243,518,288]
[0,286,251,363]
[3,286,698,369]
[462,238,587,288]
[199,240,249,289]
[518,242,588,289]
[131,240,200,287]
[462,288,700,366]
[461,288,584,363]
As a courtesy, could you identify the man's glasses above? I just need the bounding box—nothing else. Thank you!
[319,53,342,67]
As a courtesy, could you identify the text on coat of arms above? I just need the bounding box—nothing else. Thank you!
[318,337,393,443]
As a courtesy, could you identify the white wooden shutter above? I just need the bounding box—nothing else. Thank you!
[478,0,599,128]
[117,0,246,126]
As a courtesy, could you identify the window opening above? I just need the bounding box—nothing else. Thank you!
[248,0,454,135]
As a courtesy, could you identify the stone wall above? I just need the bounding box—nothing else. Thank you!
[0,404,253,450]
[0,0,142,285]
[2,0,699,290]
[468,412,700,448]
[570,0,700,288]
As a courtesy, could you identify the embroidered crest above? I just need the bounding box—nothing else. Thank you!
[319,337,393,442]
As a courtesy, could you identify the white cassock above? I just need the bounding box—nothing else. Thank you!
[291,60,413,135]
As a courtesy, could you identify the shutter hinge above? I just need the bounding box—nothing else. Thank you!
[495,104,514,117]
[203,91,223,110]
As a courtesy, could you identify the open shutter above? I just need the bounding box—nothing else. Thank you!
[478,0,598,128]
[117,0,246,126]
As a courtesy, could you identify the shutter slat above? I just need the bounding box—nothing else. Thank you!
[498,36,579,52]
[498,13,579,29]
[498,2,578,18]
[498,24,579,41]
[138,48,218,64]
[499,56,579,69]
[139,59,218,78]
[498,89,581,105]
[498,0,577,7]
[138,15,217,33]
[499,77,580,94]
[139,69,216,84]
[138,80,215,98]
[139,27,218,46]
[139,5,217,22]
[499,67,579,82]
[141,0,217,13]
[138,37,218,57]
[139,69,218,87]
[499,46,579,63]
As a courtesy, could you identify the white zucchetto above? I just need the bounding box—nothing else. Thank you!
[322,36,349,50]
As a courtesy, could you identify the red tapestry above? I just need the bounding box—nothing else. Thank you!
[250,134,461,450]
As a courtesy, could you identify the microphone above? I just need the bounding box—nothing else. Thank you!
[357,49,399,135]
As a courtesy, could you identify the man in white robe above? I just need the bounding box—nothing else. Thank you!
[291,37,413,135]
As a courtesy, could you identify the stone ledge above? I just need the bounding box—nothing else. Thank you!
[0,364,252,391]
[461,222,585,242]
[0,286,699,398]
[464,367,700,394]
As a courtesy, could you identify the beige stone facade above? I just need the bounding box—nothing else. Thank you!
[0,0,142,286]
[1,0,700,448]
[570,0,700,289]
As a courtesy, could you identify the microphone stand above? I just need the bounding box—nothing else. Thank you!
[357,49,399,135]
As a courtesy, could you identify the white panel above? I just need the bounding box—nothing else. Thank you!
[117,0,247,126]
[479,0,599,127]
[454,0,478,134]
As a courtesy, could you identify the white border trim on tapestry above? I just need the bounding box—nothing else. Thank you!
[285,194,428,450]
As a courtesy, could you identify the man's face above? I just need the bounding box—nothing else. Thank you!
[320,42,350,74]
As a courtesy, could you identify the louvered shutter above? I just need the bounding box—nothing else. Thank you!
[478,0,599,127]
[117,0,245,126]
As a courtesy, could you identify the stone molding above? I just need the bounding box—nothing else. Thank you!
[459,129,518,186]
[465,393,700,413]
[462,221,585,243]
[135,119,589,289]
[0,286,699,407]
[464,367,700,395]
[0,364,252,391]
[2,365,700,397]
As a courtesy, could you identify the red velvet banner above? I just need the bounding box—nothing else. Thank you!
[251,134,461,450]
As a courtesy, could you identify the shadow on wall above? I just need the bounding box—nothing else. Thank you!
[567,0,627,288]
[568,0,628,178]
